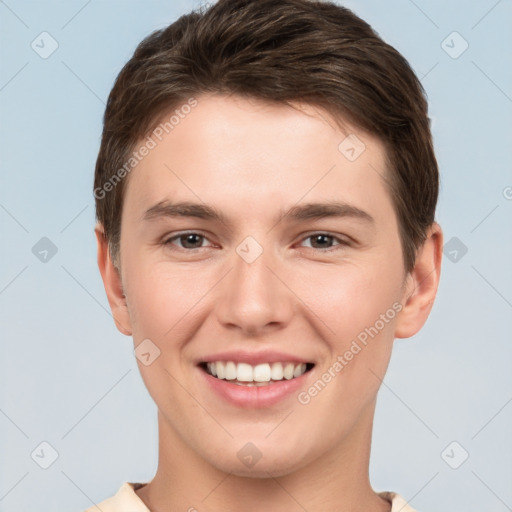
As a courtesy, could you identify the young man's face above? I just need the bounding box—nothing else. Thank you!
[98,94,439,477]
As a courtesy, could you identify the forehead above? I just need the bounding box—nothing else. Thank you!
[122,94,394,225]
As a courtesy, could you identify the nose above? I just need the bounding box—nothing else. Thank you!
[214,241,295,336]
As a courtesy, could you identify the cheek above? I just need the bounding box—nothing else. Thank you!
[328,268,400,387]
[124,260,201,338]
[303,261,400,342]
[302,258,400,396]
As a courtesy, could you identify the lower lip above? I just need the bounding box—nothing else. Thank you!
[198,367,312,408]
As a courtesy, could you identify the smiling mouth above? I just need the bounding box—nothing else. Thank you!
[199,361,315,386]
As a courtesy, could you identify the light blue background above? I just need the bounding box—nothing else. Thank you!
[1,1,511,511]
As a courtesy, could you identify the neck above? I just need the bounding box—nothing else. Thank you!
[136,400,391,512]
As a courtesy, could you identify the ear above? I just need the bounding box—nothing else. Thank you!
[95,223,132,336]
[394,222,443,339]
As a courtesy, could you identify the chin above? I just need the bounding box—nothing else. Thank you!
[202,439,313,479]
[214,456,301,479]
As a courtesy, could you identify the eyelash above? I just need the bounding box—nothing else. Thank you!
[162,231,350,252]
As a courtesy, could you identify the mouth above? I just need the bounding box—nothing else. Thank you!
[199,361,315,386]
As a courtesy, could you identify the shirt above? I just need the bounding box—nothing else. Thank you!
[84,482,418,511]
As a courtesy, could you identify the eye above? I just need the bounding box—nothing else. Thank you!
[162,231,350,252]
[163,232,212,250]
[299,232,349,250]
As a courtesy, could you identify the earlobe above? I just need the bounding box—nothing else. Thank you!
[94,224,132,336]
[394,222,443,339]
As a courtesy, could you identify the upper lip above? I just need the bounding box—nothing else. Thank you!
[197,350,314,366]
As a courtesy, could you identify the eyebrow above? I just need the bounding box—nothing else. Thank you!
[142,200,374,226]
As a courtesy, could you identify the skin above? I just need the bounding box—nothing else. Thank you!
[96,93,443,512]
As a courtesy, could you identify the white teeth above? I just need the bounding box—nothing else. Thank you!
[216,361,225,379]
[253,363,271,382]
[270,362,283,380]
[225,361,237,380]
[237,362,253,382]
[207,362,217,377]
[293,363,306,378]
[283,363,295,380]
[205,361,309,383]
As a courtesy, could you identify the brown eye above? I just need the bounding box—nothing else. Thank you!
[164,232,210,250]
[300,233,348,250]
[310,234,334,249]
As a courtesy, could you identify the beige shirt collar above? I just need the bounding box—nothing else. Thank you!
[85,482,419,512]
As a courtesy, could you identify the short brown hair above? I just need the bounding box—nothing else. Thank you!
[94,0,439,274]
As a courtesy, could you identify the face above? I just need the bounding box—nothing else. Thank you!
[106,94,420,477]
